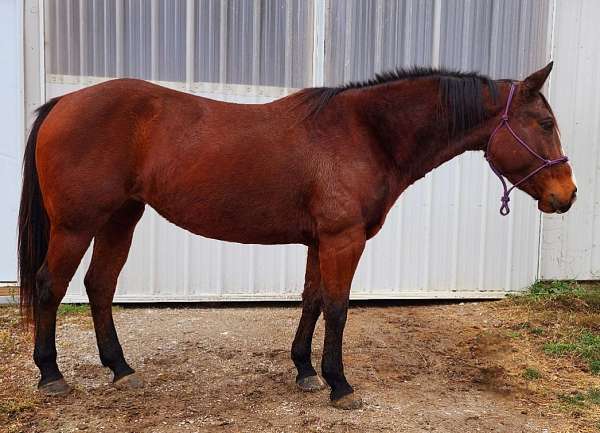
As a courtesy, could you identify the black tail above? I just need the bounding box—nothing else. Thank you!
[18,97,61,325]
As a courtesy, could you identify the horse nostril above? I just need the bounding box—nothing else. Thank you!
[571,189,577,202]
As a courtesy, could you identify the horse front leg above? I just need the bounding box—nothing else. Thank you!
[291,246,326,391]
[318,227,365,409]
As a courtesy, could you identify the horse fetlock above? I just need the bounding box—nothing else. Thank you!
[325,374,354,401]
[99,349,128,369]
[321,363,344,385]
[33,346,58,370]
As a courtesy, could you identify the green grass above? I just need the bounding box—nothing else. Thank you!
[522,367,542,380]
[544,330,600,375]
[559,388,600,407]
[530,327,545,336]
[57,304,122,317]
[527,280,581,298]
[57,304,90,316]
[0,399,35,416]
[559,392,586,406]
[588,388,600,404]
[544,342,577,356]
[514,280,600,311]
[510,281,600,376]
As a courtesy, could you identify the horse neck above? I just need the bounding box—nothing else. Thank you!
[352,79,503,191]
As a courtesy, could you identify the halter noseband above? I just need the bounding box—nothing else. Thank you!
[485,83,568,216]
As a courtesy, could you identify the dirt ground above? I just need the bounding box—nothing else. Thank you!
[1,298,598,433]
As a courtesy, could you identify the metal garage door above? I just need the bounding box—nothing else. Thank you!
[35,0,552,301]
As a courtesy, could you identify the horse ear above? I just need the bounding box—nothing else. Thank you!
[523,61,553,94]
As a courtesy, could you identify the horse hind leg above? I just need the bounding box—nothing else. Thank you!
[291,246,326,392]
[83,200,144,389]
[35,228,93,396]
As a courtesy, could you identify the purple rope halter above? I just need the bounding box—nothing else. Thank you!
[485,83,568,216]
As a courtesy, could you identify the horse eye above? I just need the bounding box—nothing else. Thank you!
[540,119,554,131]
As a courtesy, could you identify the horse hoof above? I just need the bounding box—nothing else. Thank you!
[296,375,326,392]
[113,372,144,390]
[38,378,72,396]
[331,393,363,410]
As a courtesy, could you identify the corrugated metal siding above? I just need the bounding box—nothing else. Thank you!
[42,0,552,302]
[325,0,550,296]
[0,0,23,282]
[541,0,600,280]
[45,0,313,90]
[324,0,434,83]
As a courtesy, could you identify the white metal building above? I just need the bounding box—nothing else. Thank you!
[1,0,598,302]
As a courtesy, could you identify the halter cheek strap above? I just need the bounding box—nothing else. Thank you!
[485,83,569,216]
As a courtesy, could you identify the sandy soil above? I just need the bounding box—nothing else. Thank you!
[0,302,578,432]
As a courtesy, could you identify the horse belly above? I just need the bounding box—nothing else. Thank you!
[145,181,312,246]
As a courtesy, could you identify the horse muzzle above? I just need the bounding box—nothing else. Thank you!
[539,187,577,214]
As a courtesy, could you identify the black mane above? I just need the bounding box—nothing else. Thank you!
[303,66,499,135]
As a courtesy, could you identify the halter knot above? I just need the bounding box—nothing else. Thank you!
[499,194,511,215]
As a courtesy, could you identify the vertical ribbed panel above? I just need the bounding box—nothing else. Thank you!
[122,1,152,79]
[542,0,600,280]
[325,0,434,83]
[0,0,23,281]
[325,0,550,296]
[42,0,553,301]
[45,0,312,89]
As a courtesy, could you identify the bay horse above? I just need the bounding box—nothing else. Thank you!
[18,62,576,409]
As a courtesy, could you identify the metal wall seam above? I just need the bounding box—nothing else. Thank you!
[150,0,158,81]
[536,0,556,281]
[185,1,194,91]
[312,0,325,86]
[251,0,260,87]
[283,0,293,89]
[78,0,85,78]
[116,0,124,77]
[218,0,226,91]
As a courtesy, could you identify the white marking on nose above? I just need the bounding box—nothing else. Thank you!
[558,137,576,188]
